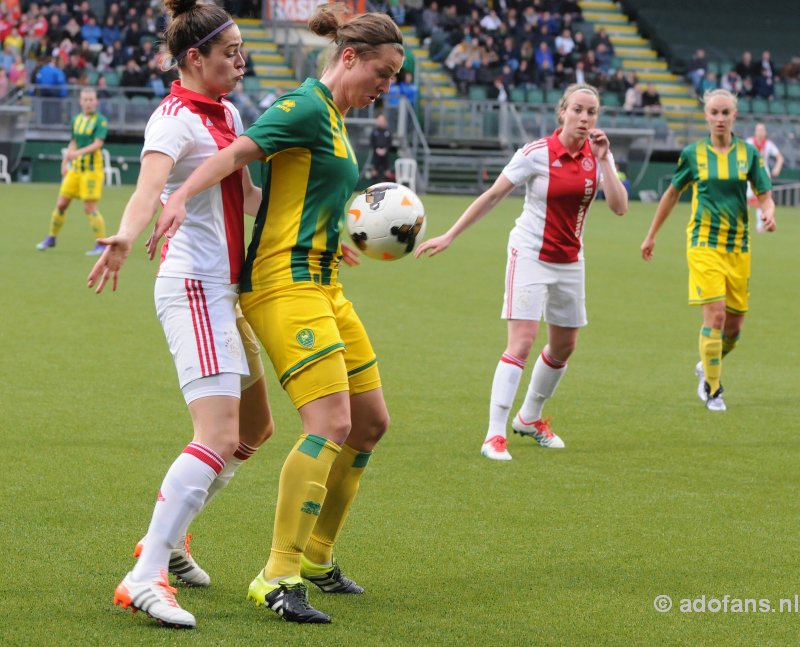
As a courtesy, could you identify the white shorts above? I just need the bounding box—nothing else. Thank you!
[501,246,588,327]
[155,277,250,389]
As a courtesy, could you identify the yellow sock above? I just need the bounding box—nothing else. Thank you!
[264,434,340,581]
[699,326,723,393]
[86,211,106,239]
[722,333,739,358]
[304,444,372,566]
[49,208,66,237]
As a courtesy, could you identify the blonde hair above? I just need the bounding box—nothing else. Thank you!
[702,87,738,111]
[555,83,600,125]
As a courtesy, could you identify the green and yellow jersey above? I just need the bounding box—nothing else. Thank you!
[241,78,359,292]
[672,135,771,253]
[69,111,108,173]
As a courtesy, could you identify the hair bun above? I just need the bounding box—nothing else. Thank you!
[164,0,197,18]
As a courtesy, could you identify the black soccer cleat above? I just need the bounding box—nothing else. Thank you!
[302,558,365,595]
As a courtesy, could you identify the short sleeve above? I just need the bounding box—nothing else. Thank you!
[142,114,194,163]
[501,148,537,186]
[671,145,695,192]
[245,94,318,160]
[748,146,772,195]
[94,116,109,141]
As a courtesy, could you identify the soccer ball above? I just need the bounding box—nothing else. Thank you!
[346,182,426,261]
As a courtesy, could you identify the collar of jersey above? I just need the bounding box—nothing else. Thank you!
[550,128,591,160]
[170,80,228,116]
[305,77,343,118]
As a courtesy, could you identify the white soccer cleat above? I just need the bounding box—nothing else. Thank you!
[481,435,512,461]
[695,361,707,402]
[134,534,211,587]
[704,384,727,412]
[113,570,196,628]
[512,415,565,448]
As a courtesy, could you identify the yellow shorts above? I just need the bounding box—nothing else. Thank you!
[60,168,104,202]
[240,282,381,409]
[687,246,750,314]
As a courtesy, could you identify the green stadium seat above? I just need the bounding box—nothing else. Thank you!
[468,85,488,100]
[243,76,261,92]
[544,90,560,106]
[527,88,545,104]
[785,100,800,116]
[750,98,769,113]
[103,70,120,86]
[768,100,787,115]
[786,83,800,99]
[510,87,527,103]
[603,93,621,107]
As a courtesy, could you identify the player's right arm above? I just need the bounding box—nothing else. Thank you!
[87,151,173,293]
[149,136,264,255]
[640,184,680,261]
[415,173,515,258]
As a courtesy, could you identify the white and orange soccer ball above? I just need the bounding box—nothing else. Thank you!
[346,182,426,261]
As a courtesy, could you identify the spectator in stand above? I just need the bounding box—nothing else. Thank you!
[498,35,519,71]
[133,38,155,69]
[734,51,756,86]
[5,26,24,56]
[0,67,9,98]
[390,0,407,27]
[488,73,509,101]
[419,0,441,41]
[81,15,102,47]
[739,75,755,98]
[572,29,588,58]
[606,67,626,103]
[63,17,81,43]
[721,68,741,95]
[699,70,718,95]
[119,57,147,97]
[580,49,600,86]
[623,82,642,114]
[753,67,774,100]
[552,60,569,89]
[9,54,27,92]
[641,83,662,114]
[589,26,614,55]
[780,55,800,82]
[140,7,158,38]
[241,46,255,76]
[35,54,67,96]
[370,113,393,182]
[101,16,121,48]
[0,43,13,71]
[757,50,776,86]
[537,11,560,37]
[145,59,166,97]
[96,44,114,70]
[515,57,535,89]
[110,40,126,67]
[686,48,707,94]
[480,9,502,33]
[594,41,612,74]
[258,86,283,110]
[396,70,418,107]
[571,58,587,85]
[535,40,554,73]
[122,20,141,54]
[63,50,84,81]
[106,2,122,27]
[554,28,575,66]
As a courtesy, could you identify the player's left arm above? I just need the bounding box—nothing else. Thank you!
[756,190,776,232]
[771,146,784,178]
[66,137,104,161]
[241,164,262,217]
[590,129,627,216]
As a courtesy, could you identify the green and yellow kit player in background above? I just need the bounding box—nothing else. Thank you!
[641,88,775,412]
[36,87,109,256]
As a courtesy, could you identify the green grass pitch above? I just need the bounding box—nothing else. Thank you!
[1,183,798,646]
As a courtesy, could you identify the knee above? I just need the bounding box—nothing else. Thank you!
[215,435,240,462]
[322,413,352,446]
[351,410,390,450]
[549,338,577,362]
[507,336,535,361]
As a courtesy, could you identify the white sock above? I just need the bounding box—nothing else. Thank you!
[485,353,525,441]
[200,441,259,510]
[519,350,567,423]
[130,443,223,582]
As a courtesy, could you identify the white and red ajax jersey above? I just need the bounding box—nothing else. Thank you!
[143,81,245,284]
[746,136,780,176]
[502,130,605,264]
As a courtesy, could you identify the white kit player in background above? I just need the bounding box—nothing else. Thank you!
[746,123,784,233]
[87,0,273,630]
[416,84,628,461]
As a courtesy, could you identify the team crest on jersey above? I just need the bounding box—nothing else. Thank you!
[224,108,233,130]
[581,157,594,171]
[739,160,748,173]
[296,328,315,349]
[276,99,295,113]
